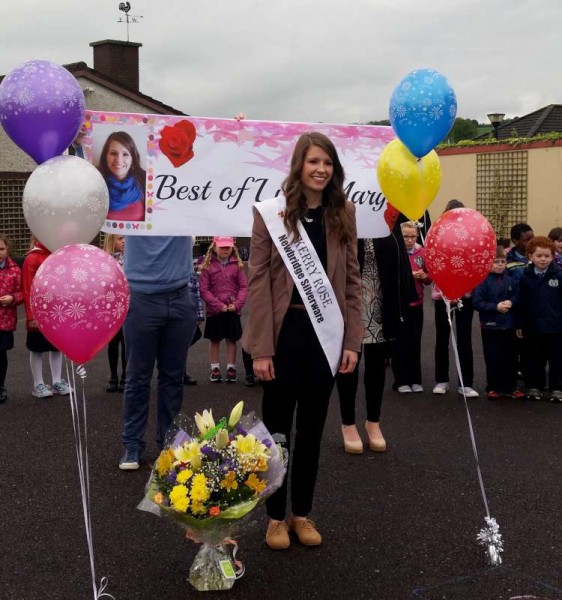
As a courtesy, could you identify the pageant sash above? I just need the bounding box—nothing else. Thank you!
[255,197,344,376]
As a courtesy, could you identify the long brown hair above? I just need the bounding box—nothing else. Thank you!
[282,132,351,244]
[98,131,146,194]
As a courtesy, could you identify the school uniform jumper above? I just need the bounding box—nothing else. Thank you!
[515,263,562,392]
[473,271,518,394]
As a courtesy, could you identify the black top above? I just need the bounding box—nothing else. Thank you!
[290,206,327,305]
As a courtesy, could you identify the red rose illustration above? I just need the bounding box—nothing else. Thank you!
[158,120,197,168]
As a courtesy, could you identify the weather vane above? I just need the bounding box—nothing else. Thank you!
[117,2,143,42]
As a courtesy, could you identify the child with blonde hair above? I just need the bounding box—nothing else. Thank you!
[199,237,247,383]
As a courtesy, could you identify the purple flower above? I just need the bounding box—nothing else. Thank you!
[166,472,177,484]
[262,437,272,448]
[236,424,248,436]
[201,445,221,460]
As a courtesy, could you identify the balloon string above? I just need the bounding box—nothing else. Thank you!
[444,299,491,518]
[66,361,116,600]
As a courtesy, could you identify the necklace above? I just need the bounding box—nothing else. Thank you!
[303,216,314,223]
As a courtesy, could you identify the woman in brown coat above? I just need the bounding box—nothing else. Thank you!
[244,132,363,550]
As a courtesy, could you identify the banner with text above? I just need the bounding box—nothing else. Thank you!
[83,111,395,237]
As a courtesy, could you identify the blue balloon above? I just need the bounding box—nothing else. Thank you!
[389,68,457,158]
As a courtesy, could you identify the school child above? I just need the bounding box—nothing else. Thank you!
[183,258,205,386]
[391,221,431,393]
[199,236,247,383]
[0,234,23,403]
[506,222,534,281]
[473,246,524,400]
[22,237,70,398]
[547,227,562,269]
[103,234,127,392]
[515,236,562,402]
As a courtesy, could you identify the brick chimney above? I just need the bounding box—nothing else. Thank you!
[90,39,142,91]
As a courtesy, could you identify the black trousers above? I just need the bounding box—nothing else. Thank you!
[262,310,334,520]
[336,342,387,425]
[391,304,424,387]
[524,331,562,391]
[0,350,7,387]
[481,328,517,393]
[434,298,474,387]
[242,347,253,376]
[107,327,126,380]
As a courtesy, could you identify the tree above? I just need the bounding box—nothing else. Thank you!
[448,117,479,142]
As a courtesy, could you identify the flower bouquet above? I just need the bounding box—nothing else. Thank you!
[138,401,286,591]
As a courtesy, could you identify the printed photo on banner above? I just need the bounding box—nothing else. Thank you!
[85,111,395,238]
[91,124,148,224]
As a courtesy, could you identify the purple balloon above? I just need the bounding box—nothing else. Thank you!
[0,60,85,164]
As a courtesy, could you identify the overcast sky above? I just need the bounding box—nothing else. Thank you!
[1,0,561,125]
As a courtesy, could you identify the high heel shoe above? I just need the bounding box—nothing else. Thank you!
[365,421,386,452]
[341,425,364,454]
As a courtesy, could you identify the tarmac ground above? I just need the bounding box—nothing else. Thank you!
[0,299,561,600]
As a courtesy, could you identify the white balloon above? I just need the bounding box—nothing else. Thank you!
[23,155,109,252]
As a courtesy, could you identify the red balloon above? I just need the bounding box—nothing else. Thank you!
[425,208,496,300]
[30,244,130,364]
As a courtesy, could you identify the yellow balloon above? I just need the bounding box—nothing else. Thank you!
[377,139,442,221]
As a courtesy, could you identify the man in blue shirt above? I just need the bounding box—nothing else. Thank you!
[119,235,196,470]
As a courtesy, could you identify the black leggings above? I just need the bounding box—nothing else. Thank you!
[262,310,334,520]
[107,328,126,380]
[434,298,474,386]
[0,350,7,387]
[336,343,387,425]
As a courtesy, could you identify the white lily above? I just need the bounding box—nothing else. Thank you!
[228,401,244,428]
[194,409,215,435]
[215,428,229,449]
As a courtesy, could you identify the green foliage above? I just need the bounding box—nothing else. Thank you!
[448,118,479,143]
[437,131,562,150]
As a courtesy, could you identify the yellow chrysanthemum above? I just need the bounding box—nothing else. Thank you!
[220,471,238,492]
[244,473,267,494]
[176,469,193,485]
[232,434,268,459]
[169,485,190,513]
[174,441,203,467]
[155,449,175,477]
[190,500,206,515]
[190,473,211,501]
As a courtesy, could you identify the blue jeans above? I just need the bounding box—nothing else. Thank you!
[122,285,195,454]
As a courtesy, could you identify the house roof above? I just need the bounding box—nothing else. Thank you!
[65,62,186,116]
[0,61,187,117]
[473,104,562,140]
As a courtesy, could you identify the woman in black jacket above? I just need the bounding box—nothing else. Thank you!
[336,217,415,453]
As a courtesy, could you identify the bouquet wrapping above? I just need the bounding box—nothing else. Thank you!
[138,401,286,591]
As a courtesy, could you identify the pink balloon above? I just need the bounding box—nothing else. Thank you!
[30,244,130,364]
[425,208,496,300]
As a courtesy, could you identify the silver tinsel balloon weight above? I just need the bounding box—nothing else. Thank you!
[477,516,504,566]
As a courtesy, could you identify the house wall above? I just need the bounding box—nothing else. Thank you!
[434,142,562,237]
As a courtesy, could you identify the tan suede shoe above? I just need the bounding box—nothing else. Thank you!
[265,519,290,550]
[289,517,322,546]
